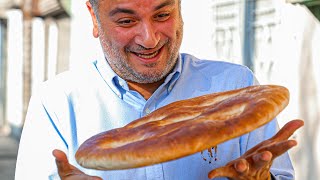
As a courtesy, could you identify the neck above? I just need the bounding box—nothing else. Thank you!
[128,79,165,100]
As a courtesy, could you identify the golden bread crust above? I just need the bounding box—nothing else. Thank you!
[75,85,289,170]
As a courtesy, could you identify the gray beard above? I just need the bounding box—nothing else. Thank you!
[100,35,180,84]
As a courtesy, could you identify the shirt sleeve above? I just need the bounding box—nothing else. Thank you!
[15,94,67,180]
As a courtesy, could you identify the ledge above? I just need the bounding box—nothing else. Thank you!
[287,0,320,21]
[34,0,70,18]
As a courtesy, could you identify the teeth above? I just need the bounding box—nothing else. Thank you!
[136,50,159,59]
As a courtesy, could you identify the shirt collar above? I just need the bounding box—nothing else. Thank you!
[95,54,183,98]
[95,57,123,97]
[164,54,182,92]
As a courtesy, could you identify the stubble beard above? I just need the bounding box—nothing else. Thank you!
[98,24,183,84]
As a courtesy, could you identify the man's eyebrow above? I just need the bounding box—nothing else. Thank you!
[108,0,175,17]
[109,8,135,17]
[154,0,175,11]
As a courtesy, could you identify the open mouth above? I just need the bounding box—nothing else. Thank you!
[134,50,160,59]
[132,49,160,59]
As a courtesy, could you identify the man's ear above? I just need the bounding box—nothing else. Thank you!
[86,1,99,38]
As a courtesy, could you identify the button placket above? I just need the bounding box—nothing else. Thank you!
[145,108,151,115]
[143,101,156,116]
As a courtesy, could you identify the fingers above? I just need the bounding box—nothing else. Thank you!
[208,159,251,179]
[264,139,297,159]
[252,151,272,169]
[208,120,303,180]
[208,165,237,179]
[271,119,304,141]
[244,119,303,156]
[234,159,250,173]
[208,153,272,179]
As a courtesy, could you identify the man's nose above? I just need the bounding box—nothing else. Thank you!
[135,22,160,49]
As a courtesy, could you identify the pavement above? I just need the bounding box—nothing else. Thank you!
[0,135,19,180]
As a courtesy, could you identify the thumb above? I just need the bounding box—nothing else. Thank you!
[52,150,103,180]
[52,149,73,174]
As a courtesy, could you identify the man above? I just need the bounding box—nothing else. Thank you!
[15,0,303,179]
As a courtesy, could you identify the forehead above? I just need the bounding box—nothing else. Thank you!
[101,0,178,11]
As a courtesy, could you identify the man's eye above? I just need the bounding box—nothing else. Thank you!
[155,13,170,21]
[117,19,136,27]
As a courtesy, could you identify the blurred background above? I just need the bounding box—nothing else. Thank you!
[0,0,319,179]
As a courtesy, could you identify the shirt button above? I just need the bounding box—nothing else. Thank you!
[119,81,125,87]
[145,108,151,115]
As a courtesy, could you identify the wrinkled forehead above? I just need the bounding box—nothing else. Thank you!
[100,0,179,9]
[97,0,180,17]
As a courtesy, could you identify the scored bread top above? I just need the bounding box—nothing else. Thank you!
[75,85,289,170]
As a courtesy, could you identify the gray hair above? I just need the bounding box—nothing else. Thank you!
[89,0,100,21]
[89,0,98,7]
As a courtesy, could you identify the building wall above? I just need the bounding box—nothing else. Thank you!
[179,0,218,60]
[5,9,24,132]
[69,0,101,69]
[0,5,71,138]
[270,4,320,179]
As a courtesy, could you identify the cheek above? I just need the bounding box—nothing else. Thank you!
[104,27,136,48]
[158,19,182,40]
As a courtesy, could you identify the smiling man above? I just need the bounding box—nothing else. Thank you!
[90,0,184,100]
[96,0,183,83]
[15,0,302,180]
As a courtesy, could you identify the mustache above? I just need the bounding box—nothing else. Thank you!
[125,38,169,52]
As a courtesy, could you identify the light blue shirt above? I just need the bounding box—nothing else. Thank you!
[15,53,294,180]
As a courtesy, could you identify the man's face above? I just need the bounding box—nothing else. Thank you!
[88,0,183,83]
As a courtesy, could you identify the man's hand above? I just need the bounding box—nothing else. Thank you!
[53,149,102,180]
[208,119,304,180]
